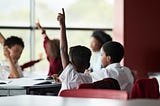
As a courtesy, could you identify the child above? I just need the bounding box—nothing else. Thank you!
[36,22,63,76]
[90,41,134,94]
[90,30,112,72]
[0,36,24,79]
[57,8,92,91]
[0,32,42,71]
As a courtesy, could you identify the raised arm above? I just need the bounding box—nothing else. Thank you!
[57,8,69,69]
[20,53,42,70]
[0,32,5,45]
[36,22,47,38]
[3,46,20,78]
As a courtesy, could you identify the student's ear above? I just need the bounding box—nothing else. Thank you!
[106,56,111,62]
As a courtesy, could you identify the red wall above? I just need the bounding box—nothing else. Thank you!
[114,0,160,79]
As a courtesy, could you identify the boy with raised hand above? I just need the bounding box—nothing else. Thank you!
[0,36,24,79]
[57,8,92,92]
[36,22,63,77]
[0,33,42,71]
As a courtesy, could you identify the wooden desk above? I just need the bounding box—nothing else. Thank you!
[0,78,61,96]
[0,95,160,106]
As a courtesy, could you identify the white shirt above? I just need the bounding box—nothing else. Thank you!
[59,63,92,92]
[91,63,134,94]
[90,51,102,72]
[0,60,23,80]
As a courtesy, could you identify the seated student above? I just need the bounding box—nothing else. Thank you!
[89,41,134,94]
[0,36,24,79]
[36,22,63,77]
[89,30,112,72]
[57,8,92,92]
[0,32,42,71]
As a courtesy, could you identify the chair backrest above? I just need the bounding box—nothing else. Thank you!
[78,78,120,90]
[59,89,129,100]
[131,78,159,99]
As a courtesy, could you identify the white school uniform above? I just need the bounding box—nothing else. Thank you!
[59,63,92,92]
[91,63,134,94]
[89,51,102,72]
[0,60,23,80]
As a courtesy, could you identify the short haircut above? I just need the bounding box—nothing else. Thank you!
[4,36,24,48]
[91,30,112,45]
[102,41,124,63]
[69,45,91,73]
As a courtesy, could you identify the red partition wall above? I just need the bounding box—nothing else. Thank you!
[114,0,160,79]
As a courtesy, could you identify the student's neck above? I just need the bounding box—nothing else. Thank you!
[72,65,84,73]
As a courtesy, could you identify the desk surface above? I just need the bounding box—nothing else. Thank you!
[0,77,60,89]
[0,95,160,106]
[0,78,61,96]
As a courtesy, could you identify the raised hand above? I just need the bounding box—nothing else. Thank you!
[57,8,65,26]
[38,53,43,61]
[3,46,11,59]
[36,22,46,34]
[57,8,69,69]
[0,32,5,44]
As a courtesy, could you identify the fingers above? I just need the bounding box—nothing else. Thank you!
[38,53,43,60]
[57,9,65,25]
[36,22,42,29]
[62,8,65,16]
[3,46,10,57]
[0,32,5,44]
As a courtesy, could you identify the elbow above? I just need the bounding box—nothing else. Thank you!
[9,73,20,78]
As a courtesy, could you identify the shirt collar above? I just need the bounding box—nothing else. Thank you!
[105,63,121,69]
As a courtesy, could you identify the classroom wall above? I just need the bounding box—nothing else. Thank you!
[114,0,160,79]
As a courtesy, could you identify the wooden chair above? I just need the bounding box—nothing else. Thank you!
[59,89,129,100]
[131,78,160,99]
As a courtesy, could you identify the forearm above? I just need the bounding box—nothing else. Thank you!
[8,58,20,78]
[36,22,48,38]
[0,32,5,45]
[60,22,69,68]
[60,23,67,52]
[20,59,41,70]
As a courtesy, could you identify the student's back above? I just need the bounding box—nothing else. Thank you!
[57,9,92,92]
[90,41,134,94]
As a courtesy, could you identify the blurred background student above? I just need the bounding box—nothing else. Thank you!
[36,22,63,77]
[0,36,24,79]
[89,30,112,72]
[0,32,42,71]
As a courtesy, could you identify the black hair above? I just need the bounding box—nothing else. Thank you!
[69,45,91,73]
[4,36,24,48]
[102,41,124,63]
[91,30,112,45]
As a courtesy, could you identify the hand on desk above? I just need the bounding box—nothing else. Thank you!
[51,74,61,83]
